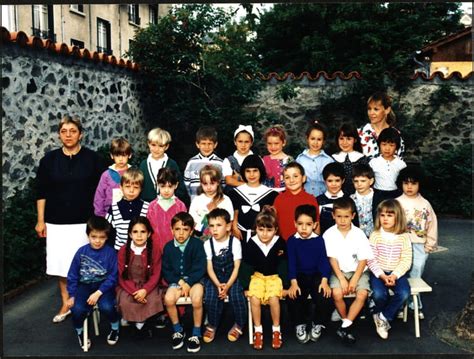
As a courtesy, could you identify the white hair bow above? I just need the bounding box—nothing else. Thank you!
[234,125,254,140]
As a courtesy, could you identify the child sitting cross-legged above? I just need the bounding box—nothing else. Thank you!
[162,212,206,353]
[66,216,119,350]
[287,204,332,344]
[116,217,163,339]
[203,208,248,344]
[242,205,287,350]
[323,198,373,344]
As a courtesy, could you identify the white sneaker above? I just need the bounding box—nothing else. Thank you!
[331,309,341,322]
[418,311,425,320]
[310,323,325,342]
[397,311,404,319]
[373,313,390,339]
[296,324,310,344]
[120,318,130,327]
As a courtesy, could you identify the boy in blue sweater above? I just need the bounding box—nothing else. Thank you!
[66,216,119,350]
[287,204,332,344]
[162,212,207,353]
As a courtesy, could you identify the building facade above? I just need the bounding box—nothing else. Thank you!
[1,4,172,58]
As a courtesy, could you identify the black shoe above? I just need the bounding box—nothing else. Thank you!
[134,325,153,340]
[77,333,91,350]
[187,335,201,353]
[336,326,356,344]
[172,330,185,350]
[155,314,168,329]
[107,329,119,345]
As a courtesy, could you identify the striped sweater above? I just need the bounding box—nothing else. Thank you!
[183,153,223,200]
[106,198,149,250]
[367,229,412,279]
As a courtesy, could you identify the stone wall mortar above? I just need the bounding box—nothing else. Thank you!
[249,78,473,161]
[2,44,151,201]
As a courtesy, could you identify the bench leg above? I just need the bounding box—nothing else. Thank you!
[83,317,89,352]
[403,303,408,322]
[248,299,253,345]
[93,306,100,336]
[413,294,420,338]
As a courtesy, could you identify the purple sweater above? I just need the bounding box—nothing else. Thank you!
[94,166,128,217]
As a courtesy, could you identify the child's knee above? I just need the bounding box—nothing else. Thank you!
[332,288,344,301]
[356,289,368,301]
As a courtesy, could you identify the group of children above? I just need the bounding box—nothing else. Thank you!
[66,92,438,352]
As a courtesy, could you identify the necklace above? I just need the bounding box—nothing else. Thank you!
[62,145,81,158]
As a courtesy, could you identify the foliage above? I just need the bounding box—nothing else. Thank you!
[255,3,462,90]
[421,144,472,217]
[274,82,300,102]
[3,179,46,292]
[127,4,262,160]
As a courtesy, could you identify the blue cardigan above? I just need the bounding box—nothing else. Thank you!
[162,236,206,286]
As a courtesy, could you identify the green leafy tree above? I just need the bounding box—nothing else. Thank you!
[127,4,262,163]
[255,3,462,87]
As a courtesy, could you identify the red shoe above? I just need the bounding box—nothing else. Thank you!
[253,332,263,350]
[272,331,282,349]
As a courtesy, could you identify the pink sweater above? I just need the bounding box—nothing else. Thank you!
[147,198,187,254]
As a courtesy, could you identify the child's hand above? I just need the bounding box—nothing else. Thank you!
[348,277,359,294]
[66,297,75,309]
[218,283,228,300]
[206,201,217,211]
[319,282,332,298]
[386,274,397,286]
[288,283,301,299]
[133,289,148,303]
[86,290,102,306]
[338,276,349,295]
[181,282,191,298]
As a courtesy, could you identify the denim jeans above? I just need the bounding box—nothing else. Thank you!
[71,282,119,329]
[408,243,429,310]
[370,272,410,322]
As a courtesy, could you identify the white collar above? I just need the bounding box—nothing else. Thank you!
[333,151,365,162]
[324,190,344,199]
[380,227,397,240]
[294,232,318,239]
[131,242,146,255]
[354,188,374,200]
[233,150,253,161]
[147,153,168,163]
[250,234,279,256]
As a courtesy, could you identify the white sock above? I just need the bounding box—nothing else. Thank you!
[341,319,353,328]
[254,325,263,333]
[379,312,388,322]
[272,325,281,332]
[135,322,145,330]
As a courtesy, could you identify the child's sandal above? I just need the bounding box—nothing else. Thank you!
[227,324,243,342]
[203,326,216,343]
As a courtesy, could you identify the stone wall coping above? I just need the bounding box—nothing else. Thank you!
[0,26,139,71]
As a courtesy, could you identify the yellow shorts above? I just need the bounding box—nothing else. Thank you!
[248,272,283,305]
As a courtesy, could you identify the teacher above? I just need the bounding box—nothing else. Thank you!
[35,115,104,323]
[358,91,405,159]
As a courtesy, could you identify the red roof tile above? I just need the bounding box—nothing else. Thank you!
[1,26,138,71]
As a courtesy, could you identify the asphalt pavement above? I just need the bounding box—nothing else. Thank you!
[3,218,473,358]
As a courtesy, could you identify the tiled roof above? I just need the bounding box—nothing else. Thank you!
[0,26,139,71]
[246,71,363,81]
[410,71,473,80]
[421,26,472,53]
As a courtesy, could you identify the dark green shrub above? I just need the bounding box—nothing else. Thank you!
[3,179,47,292]
[421,144,472,217]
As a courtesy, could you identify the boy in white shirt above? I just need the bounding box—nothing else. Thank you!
[323,197,373,344]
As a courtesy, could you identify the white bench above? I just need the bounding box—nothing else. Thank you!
[161,277,432,345]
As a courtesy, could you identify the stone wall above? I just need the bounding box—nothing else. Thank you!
[2,44,152,201]
[247,75,473,162]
